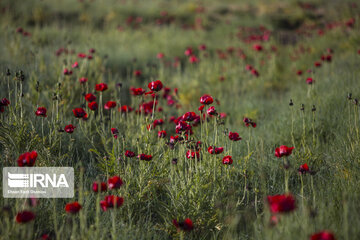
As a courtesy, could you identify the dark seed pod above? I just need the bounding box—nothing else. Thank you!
[289,99,294,106]
[312,105,316,112]
[171,158,178,165]
[6,69,11,76]
[300,104,305,111]
[347,93,352,100]
[353,99,358,105]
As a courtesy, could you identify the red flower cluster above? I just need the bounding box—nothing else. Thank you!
[275,145,294,158]
[138,154,153,161]
[65,202,82,214]
[243,117,256,128]
[92,182,107,192]
[100,195,124,211]
[208,146,224,154]
[310,231,336,240]
[17,151,38,167]
[16,211,35,223]
[267,194,296,214]
[229,131,242,141]
[108,176,123,190]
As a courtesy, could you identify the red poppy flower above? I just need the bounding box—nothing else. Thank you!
[138,154,153,161]
[182,112,197,122]
[306,77,314,84]
[172,218,194,231]
[119,105,133,113]
[133,70,142,77]
[207,106,217,116]
[222,155,233,165]
[95,83,108,92]
[184,47,193,56]
[89,48,96,54]
[198,105,205,112]
[253,44,263,51]
[100,195,124,211]
[79,77,88,84]
[298,163,310,174]
[35,107,47,117]
[72,62,79,68]
[314,62,322,67]
[130,87,145,96]
[267,194,296,214]
[111,128,119,139]
[73,108,87,118]
[158,130,167,138]
[65,202,82,214]
[17,151,38,167]
[200,94,213,105]
[1,98,10,106]
[88,101,98,111]
[251,69,259,77]
[245,64,253,71]
[16,211,35,223]
[176,121,191,134]
[199,44,207,51]
[148,80,163,92]
[78,53,87,58]
[64,124,76,134]
[108,176,123,189]
[125,150,136,158]
[63,68,73,75]
[92,182,107,193]
[243,117,256,128]
[310,231,336,240]
[186,150,200,159]
[104,101,117,110]
[189,55,199,63]
[85,93,96,102]
[208,146,224,154]
[229,132,242,141]
[296,70,303,76]
[157,53,165,59]
[275,145,294,158]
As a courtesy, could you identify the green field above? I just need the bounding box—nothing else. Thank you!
[0,0,360,239]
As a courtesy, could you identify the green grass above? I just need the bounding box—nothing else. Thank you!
[0,0,360,239]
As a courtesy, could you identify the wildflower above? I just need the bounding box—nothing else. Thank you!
[310,231,336,240]
[35,107,47,117]
[200,94,213,105]
[133,70,142,77]
[104,101,117,110]
[63,68,73,75]
[72,62,79,68]
[148,80,163,92]
[267,194,296,214]
[157,53,165,59]
[158,130,167,138]
[172,218,194,231]
[130,87,145,96]
[297,70,303,76]
[229,132,242,141]
[207,106,217,116]
[111,128,119,139]
[73,108,87,118]
[138,154,153,161]
[184,47,193,56]
[208,146,224,154]
[119,105,133,113]
[243,117,256,128]
[92,182,107,193]
[79,77,88,84]
[189,55,199,63]
[125,150,136,158]
[85,93,96,102]
[64,124,76,134]
[95,83,108,92]
[314,62,322,67]
[17,151,38,167]
[275,145,294,158]
[65,202,82,214]
[100,195,124,211]
[306,77,314,84]
[108,176,123,189]
[298,163,310,174]
[199,44,207,51]
[253,44,263,51]
[186,150,200,159]
[16,211,35,223]
[88,101,98,111]
[78,53,87,58]
[182,112,197,122]
[222,155,233,165]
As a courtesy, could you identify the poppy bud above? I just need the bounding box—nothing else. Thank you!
[353,99,358,105]
[6,68,11,76]
[289,99,293,106]
[312,105,316,112]
[347,93,352,100]
[300,104,304,111]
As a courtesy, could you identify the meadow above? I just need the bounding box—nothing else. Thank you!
[0,0,360,239]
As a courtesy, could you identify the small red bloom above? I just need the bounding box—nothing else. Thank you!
[63,68,73,75]
[251,69,259,77]
[100,195,124,211]
[208,146,224,154]
[186,150,200,159]
[306,77,314,85]
[92,182,107,193]
[125,150,136,158]
[85,93,96,102]
[72,61,79,68]
[78,53,87,58]
[158,130,167,138]
[17,151,38,167]
[130,87,146,96]
[108,176,123,189]
[222,155,233,165]
[119,105,133,113]
[111,128,119,139]
[229,132,242,141]
[314,61,322,67]
[1,98,10,106]
[88,101,98,111]
[65,202,82,214]
[267,194,296,214]
[16,211,35,223]
[243,117,256,128]
[253,44,263,51]
[198,105,205,112]
[189,55,199,63]
[200,94,213,105]
[298,163,310,174]
[275,145,294,158]
[95,83,108,92]
[64,124,76,133]
[35,107,47,117]
[184,47,193,56]
[104,101,117,110]
[157,52,165,59]
[199,44,207,51]
[73,108,87,118]
[79,77,88,84]
[133,70,142,77]
[148,80,163,92]
[173,218,194,231]
[296,70,303,76]
[207,106,217,116]
[310,231,336,240]
[138,154,153,161]
[182,112,197,122]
